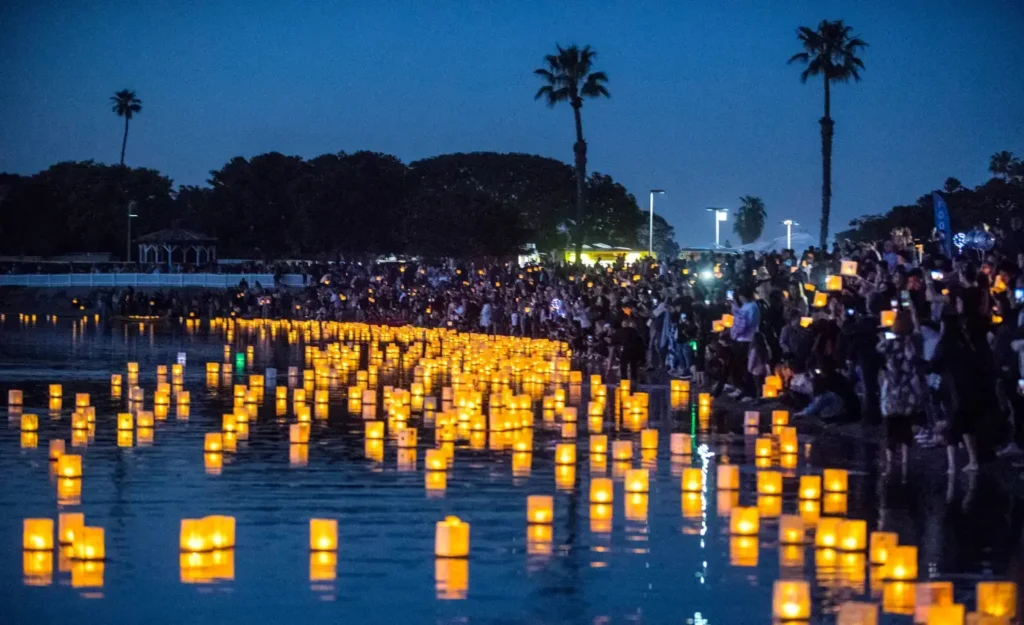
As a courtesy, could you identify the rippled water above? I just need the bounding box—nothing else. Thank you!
[1,318,1021,624]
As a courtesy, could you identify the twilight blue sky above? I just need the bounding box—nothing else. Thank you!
[1,0,1023,246]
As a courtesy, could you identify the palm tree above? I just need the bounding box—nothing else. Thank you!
[788,21,867,248]
[110,90,142,166]
[733,196,767,244]
[535,44,609,262]
[989,151,1016,179]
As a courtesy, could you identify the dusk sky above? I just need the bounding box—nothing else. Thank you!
[2,0,1022,246]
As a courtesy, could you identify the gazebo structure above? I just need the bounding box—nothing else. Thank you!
[136,228,217,268]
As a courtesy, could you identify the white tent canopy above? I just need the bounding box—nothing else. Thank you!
[738,231,816,253]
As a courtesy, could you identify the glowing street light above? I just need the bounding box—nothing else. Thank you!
[782,219,798,250]
[707,208,728,249]
[649,190,665,257]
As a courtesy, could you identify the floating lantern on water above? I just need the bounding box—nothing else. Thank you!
[9,389,23,406]
[698,393,711,407]
[779,514,805,544]
[730,506,759,535]
[815,517,841,548]
[869,531,898,565]
[640,429,658,450]
[435,516,469,558]
[74,393,89,408]
[136,411,154,428]
[772,580,811,621]
[755,437,773,458]
[730,536,759,567]
[718,464,740,489]
[590,478,613,503]
[757,470,783,495]
[58,513,84,545]
[624,469,649,493]
[71,527,104,560]
[23,519,54,551]
[49,384,62,399]
[425,448,446,471]
[681,467,703,492]
[20,413,38,432]
[771,410,789,426]
[590,434,608,455]
[555,443,576,465]
[365,421,384,440]
[799,475,822,500]
[309,519,338,551]
[57,454,82,479]
[398,428,417,448]
[976,581,1017,619]
[824,468,848,492]
[611,440,632,461]
[204,433,223,453]
[744,411,760,431]
[670,433,692,455]
[670,379,690,394]
[49,439,65,461]
[838,520,866,551]
[778,427,798,455]
[885,546,917,580]
[527,495,554,524]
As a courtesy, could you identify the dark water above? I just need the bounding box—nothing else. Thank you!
[0,318,1021,624]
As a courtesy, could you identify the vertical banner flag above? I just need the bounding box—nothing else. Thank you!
[932,192,952,257]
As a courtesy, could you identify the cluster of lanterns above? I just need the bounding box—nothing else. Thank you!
[6,318,1019,621]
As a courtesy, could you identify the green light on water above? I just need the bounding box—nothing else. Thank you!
[690,403,696,436]
[235,352,245,372]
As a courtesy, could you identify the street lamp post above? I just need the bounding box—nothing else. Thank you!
[782,219,798,250]
[126,201,138,263]
[707,208,728,249]
[648,189,665,257]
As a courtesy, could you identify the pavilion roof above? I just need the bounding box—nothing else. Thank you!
[137,228,217,244]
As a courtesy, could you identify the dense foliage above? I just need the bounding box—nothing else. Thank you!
[0,151,674,260]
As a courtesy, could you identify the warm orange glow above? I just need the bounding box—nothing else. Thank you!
[799,475,822,499]
[717,464,740,489]
[772,580,811,620]
[611,440,632,461]
[71,526,104,560]
[640,428,658,450]
[555,443,576,465]
[779,514,805,544]
[527,495,554,524]
[730,506,759,535]
[58,513,84,545]
[57,454,82,478]
[425,448,447,471]
[815,517,841,548]
[881,310,896,327]
[590,477,613,503]
[290,423,310,444]
[824,468,849,492]
[977,581,1017,618]
[310,519,338,551]
[869,531,898,565]
[885,546,918,580]
[435,516,470,558]
[23,519,54,551]
[730,536,758,567]
[755,437,773,458]
[435,556,468,600]
[670,433,692,455]
[8,389,23,405]
[590,434,608,455]
[624,468,649,493]
[757,470,783,495]
[836,601,878,624]
[20,413,38,432]
[838,519,866,551]
[397,428,417,448]
[681,467,704,492]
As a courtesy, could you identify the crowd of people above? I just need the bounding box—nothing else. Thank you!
[35,220,1024,475]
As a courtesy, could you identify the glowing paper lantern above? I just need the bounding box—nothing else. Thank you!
[730,506,759,535]
[773,580,811,621]
[730,536,759,567]
[425,449,447,472]
[58,513,84,545]
[779,514,805,544]
[670,433,692,455]
[924,605,964,624]
[20,413,38,432]
[881,310,896,327]
[755,437,773,458]
[49,384,62,398]
[48,439,65,461]
[824,468,849,492]
[23,519,54,550]
[611,440,632,461]
[8,389,23,405]
[527,495,554,524]
[815,517,841,548]
[681,467,703,492]
[57,454,82,479]
[717,464,740,490]
[365,421,384,440]
[838,520,867,551]
[799,475,822,500]
[771,410,789,426]
[870,531,898,565]
[800,316,813,328]
[976,581,1017,618]
[886,546,918,580]
[826,275,843,291]
[309,519,338,551]
[435,516,470,558]
[624,469,649,493]
[836,601,878,625]
[640,429,658,450]
[204,433,223,453]
[555,443,576,465]
[71,527,104,560]
[397,428,417,448]
[590,434,608,455]
[590,478,613,503]
[757,470,783,495]
[289,423,310,444]
[813,292,828,308]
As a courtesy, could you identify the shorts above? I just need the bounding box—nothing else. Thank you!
[884,413,915,449]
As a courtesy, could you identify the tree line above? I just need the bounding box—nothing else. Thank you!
[0,152,676,261]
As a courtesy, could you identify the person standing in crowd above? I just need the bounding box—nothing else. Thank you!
[878,310,924,474]
[727,285,760,400]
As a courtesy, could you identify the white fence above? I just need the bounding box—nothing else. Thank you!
[0,273,310,288]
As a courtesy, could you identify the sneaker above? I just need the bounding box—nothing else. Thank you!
[997,443,1024,458]
[722,384,737,394]
[727,389,744,398]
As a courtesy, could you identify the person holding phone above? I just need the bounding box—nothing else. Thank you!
[877,309,925,474]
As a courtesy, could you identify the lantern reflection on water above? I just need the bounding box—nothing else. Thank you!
[870,531,899,565]
[435,557,468,600]
[730,536,758,567]
[310,551,337,582]
[624,492,648,521]
[976,581,1017,618]
[670,433,692,455]
[23,550,52,586]
[836,601,878,625]
[779,514,805,544]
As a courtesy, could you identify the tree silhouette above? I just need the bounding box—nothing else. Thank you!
[789,20,867,247]
[990,151,1017,180]
[733,196,767,244]
[535,44,610,262]
[110,90,142,166]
